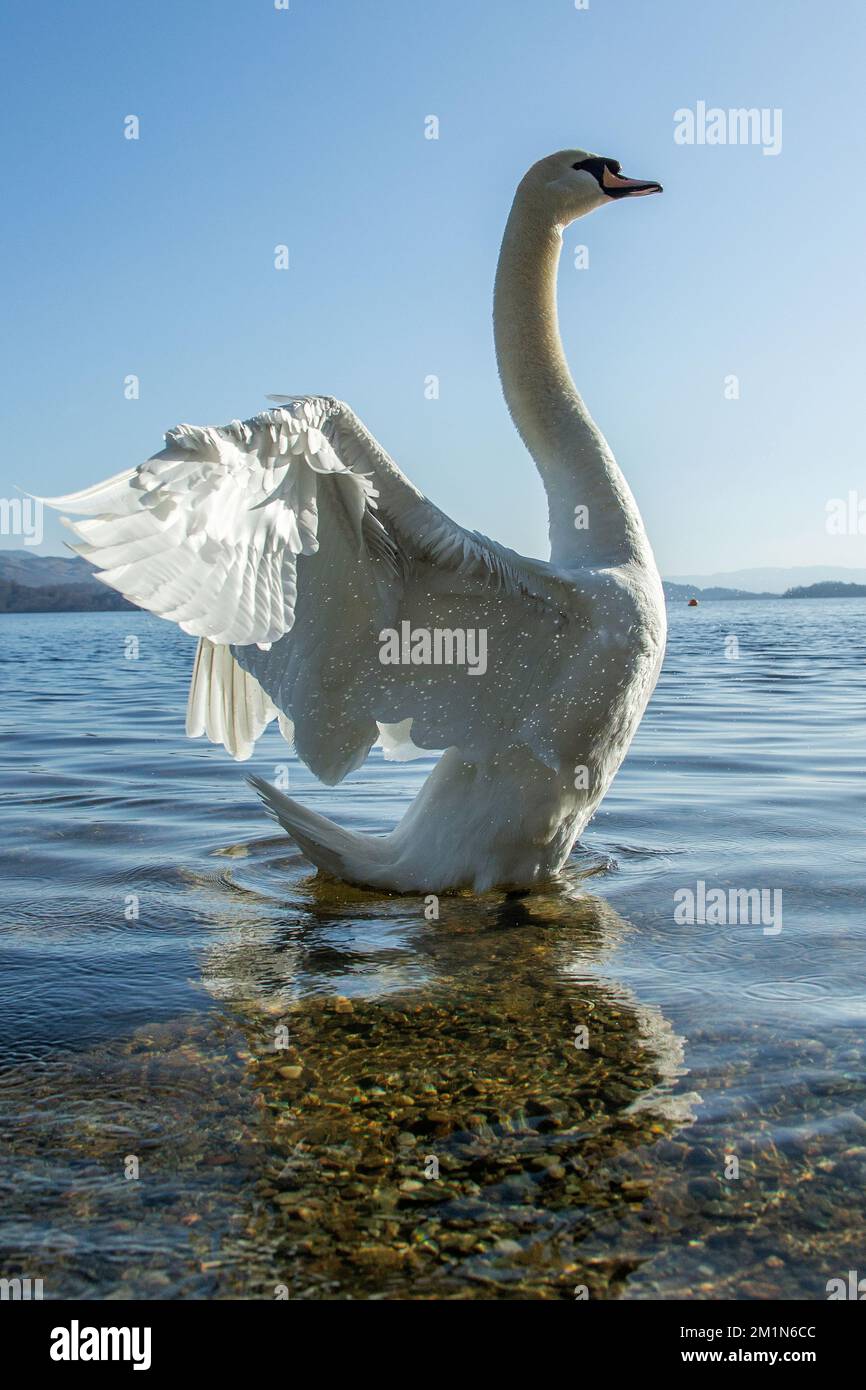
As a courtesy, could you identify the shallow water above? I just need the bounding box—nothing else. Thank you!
[0,600,864,1299]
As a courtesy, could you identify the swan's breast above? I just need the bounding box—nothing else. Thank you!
[554,565,666,748]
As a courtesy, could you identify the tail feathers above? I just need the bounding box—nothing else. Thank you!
[247,775,388,883]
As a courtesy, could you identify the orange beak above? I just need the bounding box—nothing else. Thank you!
[601,166,663,198]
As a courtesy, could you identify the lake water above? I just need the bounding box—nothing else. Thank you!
[0,600,864,1300]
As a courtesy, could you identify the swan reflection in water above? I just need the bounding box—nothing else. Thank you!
[191,839,697,1299]
[0,838,698,1300]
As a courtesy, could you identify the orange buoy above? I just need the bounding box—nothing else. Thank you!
[687,598,699,607]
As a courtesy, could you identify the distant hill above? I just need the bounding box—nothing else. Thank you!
[0,552,100,589]
[668,565,866,595]
[0,552,134,613]
[663,581,778,603]
[0,577,133,613]
[664,578,866,603]
[783,581,866,599]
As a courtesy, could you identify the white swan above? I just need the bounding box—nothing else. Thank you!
[44,149,667,893]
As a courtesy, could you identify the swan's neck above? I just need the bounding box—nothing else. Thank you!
[493,196,650,568]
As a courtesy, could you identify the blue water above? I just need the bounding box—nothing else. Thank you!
[1,600,864,1299]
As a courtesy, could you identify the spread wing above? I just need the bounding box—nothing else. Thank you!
[43,397,581,779]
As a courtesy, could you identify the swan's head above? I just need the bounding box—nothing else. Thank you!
[522,148,663,226]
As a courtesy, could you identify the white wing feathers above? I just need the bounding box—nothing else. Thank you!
[43,399,376,648]
[186,637,293,762]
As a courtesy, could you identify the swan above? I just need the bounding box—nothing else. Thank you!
[43,149,667,893]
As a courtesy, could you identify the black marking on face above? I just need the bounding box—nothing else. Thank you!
[572,156,617,181]
[572,156,662,199]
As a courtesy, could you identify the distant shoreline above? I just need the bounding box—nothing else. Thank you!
[664,579,866,603]
[0,579,134,614]
[1,556,865,614]
[2,582,866,615]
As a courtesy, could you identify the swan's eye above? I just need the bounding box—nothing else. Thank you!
[572,156,623,188]
[572,156,606,182]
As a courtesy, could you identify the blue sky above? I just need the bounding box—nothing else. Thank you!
[2,0,864,574]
